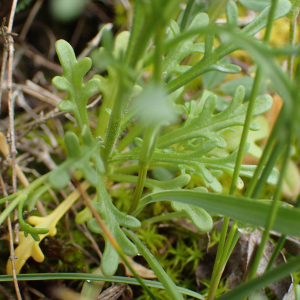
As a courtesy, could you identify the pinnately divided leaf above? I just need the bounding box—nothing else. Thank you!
[166,0,291,94]
[158,85,273,148]
[163,13,208,79]
[110,85,276,192]
[52,40,100,138]
[87,174,141,277]
[48,131,104,190]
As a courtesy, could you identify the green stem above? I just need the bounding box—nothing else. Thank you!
[207,217,230,300]
[125,0,145,67]
[247,0,286,281]
[207,67,264,300]
[264,7,299,272]
[212,128,287,297]
[208,222,240,300]
[125,229,184,300]
[266,234,286,272]
[208,0,227,24]
[153,28,165,83]
[262,0,279,43]
[0,174,48,226]
[244,111,281,197]
[128,22,166,214]
[128,166,148,214]
[101,84,132,164]
[224,226,240,264]
[116,124,145,153]
[85,176,157,300]
[0,195,26,226]
[101,3,167,163]
[128,124,160,214]
[165,46,229,94]
[0,191,22,205]
[0,274,202,299]
[180,0,196,32]
[216,255,300,300]
[212,221,240,288]
[127,18,154,69]
[247,139,290,280]
[287,17,297,78]
[115,162,180,174]
[118,250,158,300]
[95,73,119,138]
[141,212,186,227]
[251,140,283,199]
[265,196,300,272]
[74,100,94,146]
[230,67,264,195]
[207,1,280,296]
[209,138,285,299]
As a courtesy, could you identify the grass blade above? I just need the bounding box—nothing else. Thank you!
[136,190,300,236]
[0,273,205,299]
[124,229,185,300]
[216,254,300,300]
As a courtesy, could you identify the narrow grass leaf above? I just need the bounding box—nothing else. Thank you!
[124,229,185,300]
[0,273,205,300]
[136,190,300,237]
[216,254,300,300]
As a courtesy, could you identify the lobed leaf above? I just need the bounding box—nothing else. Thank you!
[209,116,270,159]
[87,175,141,277]
[171,202,213,232]
[158,86,273,149]
[166,0,292,94]
[226,1,238,28]
[163,13,209,78]
[206,63,241,73]
[239,0,271,12]
[152,144,279,191]
[53,40,100,133]
[48,132,104,190]
[219,76,263,101]
[240,0,291,36]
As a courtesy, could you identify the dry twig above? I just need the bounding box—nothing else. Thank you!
[0,173,21,300]
[19,0,44,41]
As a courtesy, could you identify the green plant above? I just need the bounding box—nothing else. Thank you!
[1,0,300,299]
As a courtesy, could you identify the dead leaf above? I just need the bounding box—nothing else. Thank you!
[119,256,156,279]
[50,286,81,300]
[228,230,293,299]
[196,227,294,299]
[97,284,133,300]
